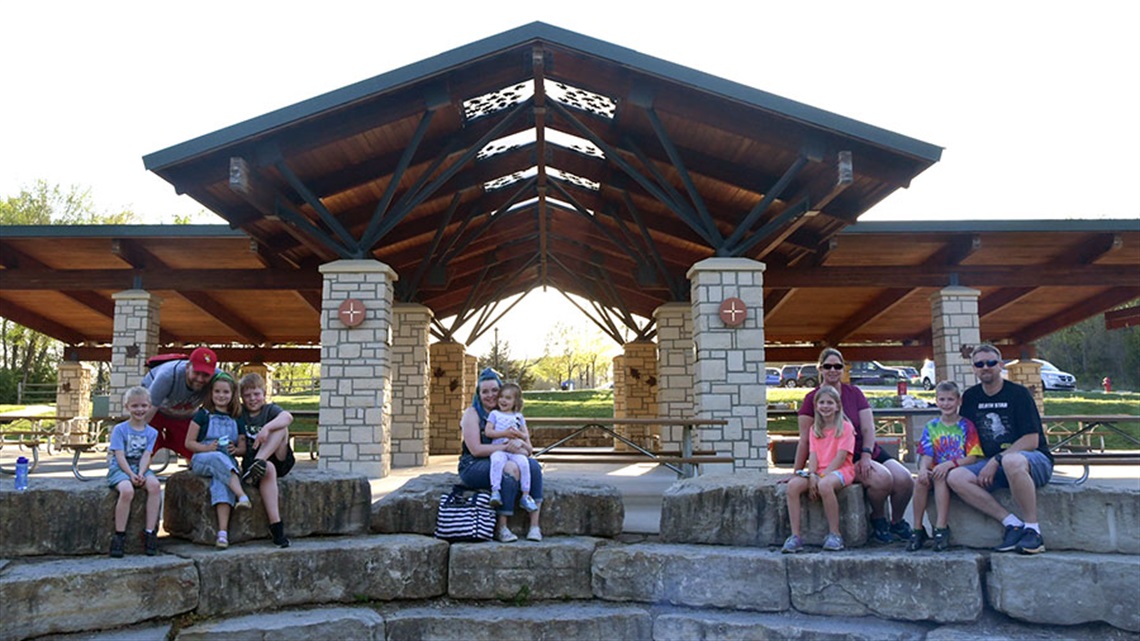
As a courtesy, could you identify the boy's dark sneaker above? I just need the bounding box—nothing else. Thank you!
[889,519,912,541]
[994,525,1025,552]
[870,517,893,544]
[109,533,125,558]
[242,458,267,484]
[932,526,951,552]
[145,531,159,556]
[1015,528,1045,554]
[269,521,291,548]
[906,528,928,552]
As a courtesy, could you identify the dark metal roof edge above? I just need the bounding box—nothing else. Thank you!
[143,21,942,172]
[0,224,242,238]
[842,218,1140,235]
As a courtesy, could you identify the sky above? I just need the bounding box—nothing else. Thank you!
[2,1,1138,360]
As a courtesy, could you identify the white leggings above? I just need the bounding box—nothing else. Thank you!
[489,450,532,493]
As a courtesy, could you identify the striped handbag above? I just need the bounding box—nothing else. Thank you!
[434,485,496,542]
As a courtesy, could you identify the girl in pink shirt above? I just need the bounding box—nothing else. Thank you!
[783,385,855,553]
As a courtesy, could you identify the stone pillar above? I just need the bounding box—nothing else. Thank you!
[56,361,93,417]
[1004,360,1046,415]
[464,354,478,404]
[613,341,658,451]
[110,290,161,405]
[429,341,468,454]
[238,363,272,395]
[687,258,767,473]
[930,286,982,389]
[318,260,396,477]
[391,303,433,467]
[654,302,694,451]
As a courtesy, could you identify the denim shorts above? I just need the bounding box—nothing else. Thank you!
[964,450,1053,489]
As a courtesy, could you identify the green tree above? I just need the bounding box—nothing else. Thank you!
[1037,301,1140,391]
[477,331,536,389]
[0,182,140,403]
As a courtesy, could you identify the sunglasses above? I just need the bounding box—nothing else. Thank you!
[821,363,844,370]
[973,359,1000,369]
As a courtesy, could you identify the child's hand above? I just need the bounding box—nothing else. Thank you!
[807,474,819,500]
[931,462,951,480]
[916,468,931,484]
[130,473,143,487]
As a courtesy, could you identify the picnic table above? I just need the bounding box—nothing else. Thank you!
[1044,414,1140,484]
[527,417,731,477]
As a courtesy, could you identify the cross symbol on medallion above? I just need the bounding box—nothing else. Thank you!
[338,298,366,327]
[724,300,744,322]
[719,296,747,327]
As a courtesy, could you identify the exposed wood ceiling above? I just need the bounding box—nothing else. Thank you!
[2,23,1137,363]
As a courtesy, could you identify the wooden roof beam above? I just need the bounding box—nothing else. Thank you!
[1105,306,1140,330]
[0,299,90,344]
[1013,287,1140,344]
[824,288,914,345]
[1077,233,1123,265]
[179,291,267,345]
[979,287,1036,319]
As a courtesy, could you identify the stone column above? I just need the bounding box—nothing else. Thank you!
[391,303,433,467]
[930,286,982,389]
[654,302,694,451]
[687,258,767,473]
[56,362,93,418]
[464,354,478,403]
[318,260,396,477]
[613,341,658,451]
[429,341,468,454]
[110,290,161,405]
[1004,360,1045,415]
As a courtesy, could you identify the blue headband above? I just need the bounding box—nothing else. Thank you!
[472,367,503,425]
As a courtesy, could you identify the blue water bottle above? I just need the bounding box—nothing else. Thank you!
[14,456,29,491]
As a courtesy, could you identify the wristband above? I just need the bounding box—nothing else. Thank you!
[861,447,873,455]
[795,469,810,478]
[951,459,959,468]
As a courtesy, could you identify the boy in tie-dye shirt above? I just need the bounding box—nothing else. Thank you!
[907,380,982,551]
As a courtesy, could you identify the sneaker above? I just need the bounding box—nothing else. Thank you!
[236,495,252,510]
[216,531,229,549]
[822,532,845,551]
[526,526,543,542]
[520,494,539,513]
[906,528,928,552]
[1015,528,1045,555]
[144,531,158,556]
[933,527,951,552]
[781,534,804,554]
[889,519,912,541]
[269,522,291,548]
[994,525,1024,552]
[242,458,266,484]
[109,533,125,558]
[870,517,893,544]
[489,490,502,509]
[497,526,518,543]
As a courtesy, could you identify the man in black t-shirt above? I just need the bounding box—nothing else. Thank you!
[948,344,1053,554]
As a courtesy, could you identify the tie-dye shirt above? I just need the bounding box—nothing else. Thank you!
[916,417,983,464]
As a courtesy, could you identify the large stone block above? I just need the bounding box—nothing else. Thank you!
[448,537,602,600]
[659,472,868,547]
[382,602,653,640]
[928,610,1139,641]
[165,534,447,617]
[592,543,790,611]
[932,482,1140,553]
[653,609,932,641]
[0,555,198,641]
[786,550,986,623]
[987,551,1140,632]
[371,472,624,538]
[163,469,371,545]
[0,478,157,556]
[176,606,385,641]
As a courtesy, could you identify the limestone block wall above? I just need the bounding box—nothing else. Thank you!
[614,341,659,451]
[56,362,93,419]
[930,286,981,389]
[1004,360,1045,415]
[429,342,468,454]
[318,260,395,477]
[391,304,432,467]
[654,303,694,451]
[109,290,161,404]
[688,258,767,473]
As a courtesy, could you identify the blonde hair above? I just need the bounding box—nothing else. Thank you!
[239,372,266,394]
[499,382,524,412]
[812,384,846,439]
[122,385,150,406]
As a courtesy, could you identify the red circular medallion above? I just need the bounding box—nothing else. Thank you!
[718,297,747,327]
[337,298,366,327]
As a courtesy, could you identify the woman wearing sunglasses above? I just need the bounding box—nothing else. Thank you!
[794,347,915,543]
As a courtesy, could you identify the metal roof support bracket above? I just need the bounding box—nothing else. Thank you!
[644,106,722,246]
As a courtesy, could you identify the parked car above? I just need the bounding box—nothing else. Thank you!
[920,359,936,390]
[847,361,902,386]
[796,364,819,388]
[896,366,920,385]
[779,364,801,387]
[765,367,781,386]
[1005,358,1077,391]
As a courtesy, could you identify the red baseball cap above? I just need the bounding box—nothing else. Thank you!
[188,347,218,376]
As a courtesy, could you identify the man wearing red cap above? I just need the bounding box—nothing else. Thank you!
[142,347,217,459]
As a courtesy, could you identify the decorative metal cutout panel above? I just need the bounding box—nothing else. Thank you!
[549,168,600,191]
[484,166,537,191]
[548,81,616,119]
[463,80,534,120]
